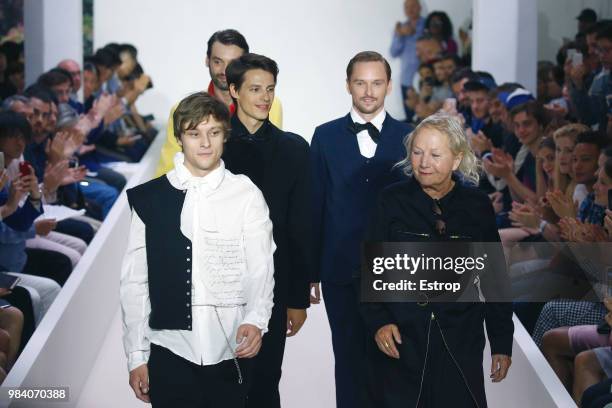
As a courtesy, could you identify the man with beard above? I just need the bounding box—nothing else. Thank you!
[156,29,283,176]
[450,67,478,126]
[310,51,412,408]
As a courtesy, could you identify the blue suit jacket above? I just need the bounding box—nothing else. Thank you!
[311,113,412,284]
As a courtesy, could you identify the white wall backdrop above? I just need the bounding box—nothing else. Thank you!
[538,0,612,62]
[93,0,472,140]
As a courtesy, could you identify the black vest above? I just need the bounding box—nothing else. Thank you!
[126,176,193,330]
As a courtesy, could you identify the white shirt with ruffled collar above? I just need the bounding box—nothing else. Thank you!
[120,152,275,370]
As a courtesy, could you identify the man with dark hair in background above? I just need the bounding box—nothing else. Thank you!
[462,75,505,154]
[223,53,311,408]
[450,67,478,125]
[311,51,412,408]
[569,23,612,134]
[156,29,283,176]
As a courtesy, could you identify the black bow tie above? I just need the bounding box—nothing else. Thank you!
[349,120,380,144]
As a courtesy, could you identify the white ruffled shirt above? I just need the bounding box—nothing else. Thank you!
[120,153,275,371]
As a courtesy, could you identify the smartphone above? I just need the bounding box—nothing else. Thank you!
[572,52,583,67]
[0,273,20,290]
[0,152,4,170]
[566,48,576,62]
[19,161,32,177]
[608,189,612,211]
[446,98,457,111]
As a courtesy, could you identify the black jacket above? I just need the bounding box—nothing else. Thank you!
[223,116,312,309]
[361,177,514,408]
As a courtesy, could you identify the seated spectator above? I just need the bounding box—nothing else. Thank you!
[0,111,73,286]
[488,82,522,131]
[463,75,505,155]
[412,34,443,91]
[92,48,121,96]
[542,297,612,404]
[568,23,611,133]
[450,67,478,126]
[424,10,458,55]
[82,61,99,112]
[484,101,546,206]
[0,291,23,372]
[23,84,118,220]
[430,53,457,102]
[57,59,83,111]
[537,62,564,106]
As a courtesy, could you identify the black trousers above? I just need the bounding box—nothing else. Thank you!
[55,218,94,244]
[148,343,251,408]
[246,302,287,408]
[23,248,72,286]
[322,281,371,408]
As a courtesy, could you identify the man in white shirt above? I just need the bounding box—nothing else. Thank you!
[120,91,275,407]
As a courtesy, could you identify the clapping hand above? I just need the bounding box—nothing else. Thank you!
[104,99,124,125]
[489,191,504,214]
[395,21,415,36]
[604,209,612,239]
[508,201,541,230]
[546,190,578,219]
[559,217,607,242]
[61,165,87,186]
[483,148,513,179]
[469,130,493,156]
[43,160,70,193]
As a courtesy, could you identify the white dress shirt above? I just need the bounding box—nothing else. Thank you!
[120,153,275,371]
[350,108,386,159]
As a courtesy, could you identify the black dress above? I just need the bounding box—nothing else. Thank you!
[361,177,514,408]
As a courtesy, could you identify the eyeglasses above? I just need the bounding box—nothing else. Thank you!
[432,199,446,236]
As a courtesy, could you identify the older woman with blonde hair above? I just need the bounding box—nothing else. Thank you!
[361,112,514,407]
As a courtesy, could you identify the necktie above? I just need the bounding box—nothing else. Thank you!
[350,121,380,144]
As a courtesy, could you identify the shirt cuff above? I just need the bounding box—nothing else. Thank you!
[241,315,269,336]
[127,350,150,372]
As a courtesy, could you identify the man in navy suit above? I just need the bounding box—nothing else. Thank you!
[310,51,413,408]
